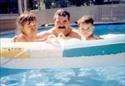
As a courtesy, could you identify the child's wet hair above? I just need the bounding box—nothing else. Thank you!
[84,17,94,24]
[17,12,37,27]
[76,16,94,25]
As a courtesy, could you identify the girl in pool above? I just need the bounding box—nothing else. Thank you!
[76,16,101,40]
[13,12,42,42]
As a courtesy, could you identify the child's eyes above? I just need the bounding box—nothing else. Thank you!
[82,27,90,30]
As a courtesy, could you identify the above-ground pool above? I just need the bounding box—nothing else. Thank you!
[0,22,125,86]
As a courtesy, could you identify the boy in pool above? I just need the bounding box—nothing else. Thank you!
[38,9,81,41]
[76,16,101,40]
[13,12,42,42]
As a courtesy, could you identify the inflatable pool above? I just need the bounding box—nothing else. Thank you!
[0,34,125,69]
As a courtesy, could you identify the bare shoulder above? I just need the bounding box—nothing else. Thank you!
[69,30,81,40]
[37,30,53,41]
[12,35,25,42]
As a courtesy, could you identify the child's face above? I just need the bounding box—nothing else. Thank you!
[79,23,93,37]
[22,20,37,36]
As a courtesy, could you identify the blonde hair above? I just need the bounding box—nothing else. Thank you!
[17,12,36,27]
[16,12,37,34]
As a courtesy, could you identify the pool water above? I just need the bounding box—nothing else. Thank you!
[0,65,125,86]
[0,22,125,86]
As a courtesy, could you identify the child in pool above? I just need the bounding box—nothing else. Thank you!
[13,12,43,42]
[76,16,101,40]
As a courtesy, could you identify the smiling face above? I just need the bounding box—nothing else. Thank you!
[22,20,37,36]
[53,9,71,35]
[77,16,94,38]
[17,13,37,37]
[55,15,70,29]
[79,22,93,37]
